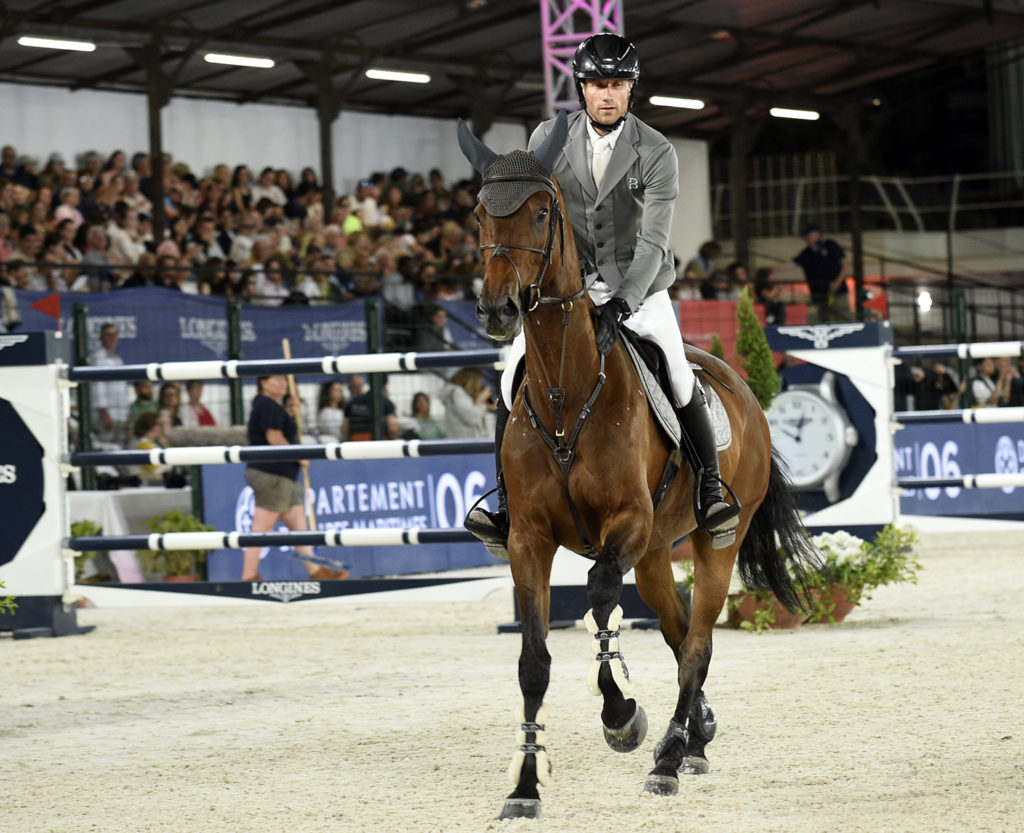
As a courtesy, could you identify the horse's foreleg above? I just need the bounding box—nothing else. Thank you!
[641,539,734,796]
[585,555,648,754]
[500,543,555,821]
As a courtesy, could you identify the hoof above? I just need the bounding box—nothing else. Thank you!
[679,755,710,775]
[498,798,541,820]
[603,703,648,753]
[641,773,679,796]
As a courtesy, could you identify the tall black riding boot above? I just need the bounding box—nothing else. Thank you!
[464,398,510,561]
[678,380,741,549]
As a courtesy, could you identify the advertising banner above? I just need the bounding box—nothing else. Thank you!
[202,454,497,580]
[895,421,1024,518]
[13,289,491,363]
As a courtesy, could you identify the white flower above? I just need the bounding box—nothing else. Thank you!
[810,531,866,566]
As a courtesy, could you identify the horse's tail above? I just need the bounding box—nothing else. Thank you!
[737,449,827,613]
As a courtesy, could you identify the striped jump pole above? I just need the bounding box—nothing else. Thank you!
[66,528,477,552]
[67,348,504,383]
[893,407,1024,425]
[897,473,1024,490]
[892,340,1024,361]
[70,438,494,469]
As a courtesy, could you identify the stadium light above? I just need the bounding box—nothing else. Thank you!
[204,53,275,69]
[365,68,431,84]
[917,291,933,313]
[769,107,820,121]
[17,35,96,52]
[649,95,705,110]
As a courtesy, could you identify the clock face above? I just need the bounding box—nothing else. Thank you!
[766,390,848,488]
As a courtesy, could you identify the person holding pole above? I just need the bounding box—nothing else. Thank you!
[239,374,347,581]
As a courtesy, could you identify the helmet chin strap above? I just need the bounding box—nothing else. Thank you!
[589,114,626,134]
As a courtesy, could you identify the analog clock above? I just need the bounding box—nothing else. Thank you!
[766,371,858,502]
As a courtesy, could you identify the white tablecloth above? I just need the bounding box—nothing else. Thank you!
[69,487,193,582]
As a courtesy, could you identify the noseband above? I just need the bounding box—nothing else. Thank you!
[478,173,584,311]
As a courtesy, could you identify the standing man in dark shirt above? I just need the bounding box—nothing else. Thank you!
[790,223,852,323]
[241,375,346,581]
[342,375,400,441]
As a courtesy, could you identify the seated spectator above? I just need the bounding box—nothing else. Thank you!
[699,270,731,300]
[122,170,152,218]
[37,235,72,292]
[994,357,1019,407]
[754,268,787,325]
[254,257,290,306]
[342,377,399,441]
[9,224,44,289]
[130,410,172,481]
[415,304,454,352]
[316,380,346,441]
[911,361,960,410]
[410,392,444,440]
[158,381,183,426]
[56,218,83,264]
[128,379,158,428]
[250,166,287,207]
[108,202,147,265]
[970,357,999,407]
[180,380,217,428]
[684,241,720,282]
[54,186,84,230]
[0,213,13,262]
[81,224,121,291]
[0,276,20,333]
[441,367,490,438]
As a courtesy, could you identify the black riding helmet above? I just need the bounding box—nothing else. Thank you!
[573,32,640,116]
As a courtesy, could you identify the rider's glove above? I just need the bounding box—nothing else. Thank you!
[593,297,631,356]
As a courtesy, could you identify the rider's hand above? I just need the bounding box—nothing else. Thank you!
[593,297,631,356]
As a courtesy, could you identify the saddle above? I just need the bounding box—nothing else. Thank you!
[619,326,732,452]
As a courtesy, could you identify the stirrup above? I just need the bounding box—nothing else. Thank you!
[465,487,510,561]
[698,477,741,550]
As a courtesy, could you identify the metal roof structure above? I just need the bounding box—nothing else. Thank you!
[2,0,1024,136]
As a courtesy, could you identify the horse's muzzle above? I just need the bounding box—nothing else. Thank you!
[476,292,523,340]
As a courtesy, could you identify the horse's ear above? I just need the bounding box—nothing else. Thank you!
[532,110,569,171]
[457,118,498,175]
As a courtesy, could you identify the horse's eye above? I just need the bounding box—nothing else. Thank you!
[537,207,549,222]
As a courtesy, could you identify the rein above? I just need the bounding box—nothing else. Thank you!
[479,177,604,556]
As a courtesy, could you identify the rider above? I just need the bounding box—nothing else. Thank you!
[465,32,741,556]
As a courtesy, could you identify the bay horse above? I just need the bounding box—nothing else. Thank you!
[458,114,822,820]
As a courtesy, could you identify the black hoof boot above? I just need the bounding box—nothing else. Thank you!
[498,798,541,819]
[641,770,679,797]
[603,702,648,753]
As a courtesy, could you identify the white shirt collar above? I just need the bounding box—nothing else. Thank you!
[586,118,623,152]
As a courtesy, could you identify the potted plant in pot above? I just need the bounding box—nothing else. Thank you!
[804,526,922,624]
[675,524,922,633]
[137,510,215,582]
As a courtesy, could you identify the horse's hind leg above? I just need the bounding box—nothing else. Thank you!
[585,556,648,753]
[499,536,556,821]
[636,538,733,796]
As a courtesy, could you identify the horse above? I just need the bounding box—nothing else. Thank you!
[458,114,823,820]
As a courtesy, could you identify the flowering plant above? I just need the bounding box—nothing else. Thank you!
[675,524,922,632]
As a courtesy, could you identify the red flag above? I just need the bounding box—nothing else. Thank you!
[31,293,61,321]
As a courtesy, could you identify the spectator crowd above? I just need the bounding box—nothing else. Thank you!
[0,143,483,344]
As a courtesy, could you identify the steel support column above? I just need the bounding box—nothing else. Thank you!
[540,0,624,118]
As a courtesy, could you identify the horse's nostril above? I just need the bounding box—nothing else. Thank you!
[476,300,488,320]
[502,296,519,320]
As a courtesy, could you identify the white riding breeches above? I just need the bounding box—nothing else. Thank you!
[500,284,696,409]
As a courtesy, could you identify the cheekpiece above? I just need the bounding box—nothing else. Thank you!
[479,151,555,218]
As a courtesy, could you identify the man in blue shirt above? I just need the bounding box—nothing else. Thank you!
[792,223,852,322]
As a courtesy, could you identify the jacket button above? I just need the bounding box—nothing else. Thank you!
[597,242,604,248]
[598,259,605,266]
[596,204,604,211]
[595,224,603,230]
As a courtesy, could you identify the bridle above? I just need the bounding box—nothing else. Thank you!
[477,170,605,557]
[477,173,584,312]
